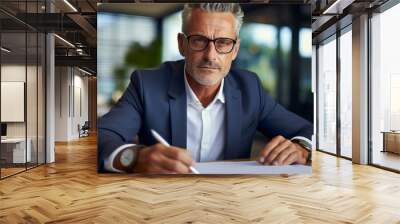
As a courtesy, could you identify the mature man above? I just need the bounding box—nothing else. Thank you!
[98,3,313,174]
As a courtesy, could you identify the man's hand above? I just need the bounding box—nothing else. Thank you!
[258,135,309,165]
[133,143,195,174]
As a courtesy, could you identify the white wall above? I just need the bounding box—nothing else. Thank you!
[71,72,89,139]
[55,66,69,141]
[54,67,89,141]
[1,65,26,139]
[1,65,40,138]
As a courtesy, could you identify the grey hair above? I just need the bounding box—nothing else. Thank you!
[181,3,244,36]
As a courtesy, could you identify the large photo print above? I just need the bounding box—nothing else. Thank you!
[97,3,313,174]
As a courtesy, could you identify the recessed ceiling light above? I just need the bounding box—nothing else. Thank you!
[1,47,11,53]
[63,0,78,12]
[78,67,92,76]
[54,34,75,48]
[322,0,354,15]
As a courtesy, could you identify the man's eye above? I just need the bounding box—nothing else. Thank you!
[217,39,232,45]
[193,38,207,44]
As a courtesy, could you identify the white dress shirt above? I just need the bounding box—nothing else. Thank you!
[184,73,226,162]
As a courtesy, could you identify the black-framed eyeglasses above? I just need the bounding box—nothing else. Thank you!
[182,33,237,54]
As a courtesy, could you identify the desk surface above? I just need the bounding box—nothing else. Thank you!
[1,138,27,143]
[381,131,400,134]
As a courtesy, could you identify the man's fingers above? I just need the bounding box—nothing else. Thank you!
[276,147,297,165]
[161,146,195,167]
[135,144,193,174]
[259,135,287,163]
[146,150,190,174]
[281,151,299,165]
[264,139,292,165]
[136,153,170,174]
[152,144,193,173]
[146,164,171,174]
[158,154,191,174]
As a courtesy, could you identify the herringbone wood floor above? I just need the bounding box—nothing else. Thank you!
[1,134,400,224]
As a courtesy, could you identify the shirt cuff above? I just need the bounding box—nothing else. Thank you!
[104,143,137,173]
[290,136,312,150]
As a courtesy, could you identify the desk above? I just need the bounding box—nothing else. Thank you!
[381,131,400,154]
[1,138,31,163]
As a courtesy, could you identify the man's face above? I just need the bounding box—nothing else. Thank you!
[178,9,240,86]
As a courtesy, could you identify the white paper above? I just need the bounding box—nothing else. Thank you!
[193,161,311,175]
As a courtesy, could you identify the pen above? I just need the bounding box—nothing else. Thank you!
[150,129,200,174]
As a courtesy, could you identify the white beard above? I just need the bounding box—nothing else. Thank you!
[190,71,225,86]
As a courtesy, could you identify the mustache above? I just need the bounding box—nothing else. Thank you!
[197,61,220,69]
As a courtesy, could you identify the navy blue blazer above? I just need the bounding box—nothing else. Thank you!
[98,60,313,171]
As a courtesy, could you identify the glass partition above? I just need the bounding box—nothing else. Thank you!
[317,36,337,155]
[370,3,400,171]
[0,0,46,179]
[1,30,28,177]
[339,28,352,158]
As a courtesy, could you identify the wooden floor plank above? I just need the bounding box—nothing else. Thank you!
[0,134,400,223]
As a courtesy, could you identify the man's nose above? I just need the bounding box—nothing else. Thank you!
[203,41,218,61]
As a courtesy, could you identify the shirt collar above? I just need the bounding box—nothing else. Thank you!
[183,64,225,107]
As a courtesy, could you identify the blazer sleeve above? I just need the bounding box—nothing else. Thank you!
[255,76,313,141]
[97,71,144,172]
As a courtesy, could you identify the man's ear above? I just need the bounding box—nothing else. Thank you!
[231,39,240,61]
[177,33,186,57]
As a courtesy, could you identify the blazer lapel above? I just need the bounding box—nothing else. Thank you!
[168,61,187,148]
[223,75,242,160]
